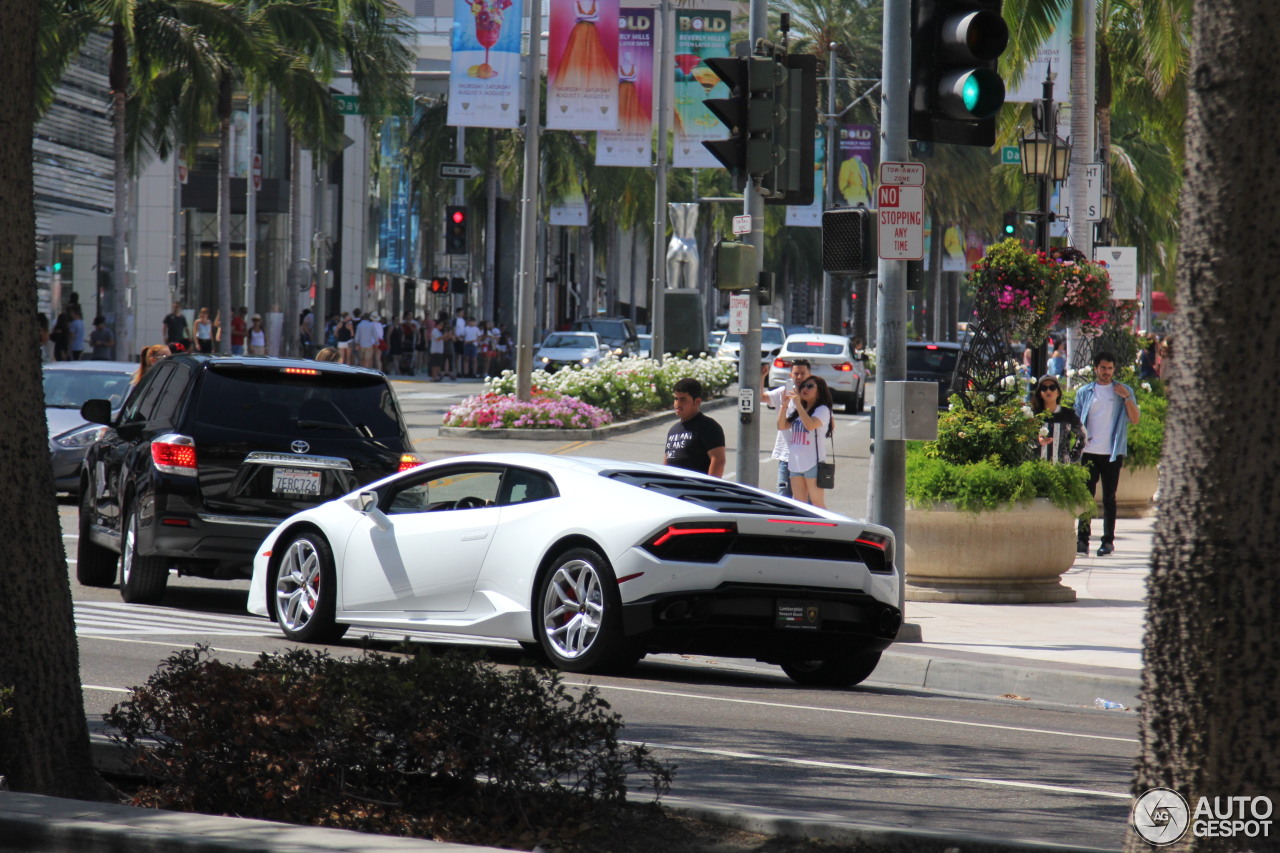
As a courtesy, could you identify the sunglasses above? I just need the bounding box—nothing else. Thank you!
[799,382,817,391]
[1038,385,1059,392]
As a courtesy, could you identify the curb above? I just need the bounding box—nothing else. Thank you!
[436,395,735,441]
[665,796,1118,853]
[871,647,1141,709]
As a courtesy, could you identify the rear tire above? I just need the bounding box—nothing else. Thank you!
[782,650,882,687]
[273,531,348,643]
[77,486,119,587]
[535,547,638,674]
[120,505,169,604]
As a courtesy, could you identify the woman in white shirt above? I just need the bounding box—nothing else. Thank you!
[194,307,214,353]
[777,375,834,508]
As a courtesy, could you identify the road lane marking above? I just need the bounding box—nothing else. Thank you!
[571,682,1136,744]
[626,741,1131,800]
[82,685,130,694]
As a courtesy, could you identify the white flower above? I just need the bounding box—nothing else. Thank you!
[1039,426,1050,437]
[1141,382,1152,392]
[987,394,996,403]
[1021,405,1034,417]
[1067,368,1076,377]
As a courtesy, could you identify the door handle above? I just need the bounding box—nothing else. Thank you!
[461,530,488,541]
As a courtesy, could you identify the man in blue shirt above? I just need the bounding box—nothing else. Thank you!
[1074,351,1141,556]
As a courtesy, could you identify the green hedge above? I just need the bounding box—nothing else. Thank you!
[906,444,1094,514]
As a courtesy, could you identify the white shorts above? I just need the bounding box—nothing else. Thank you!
[337,341,351,350]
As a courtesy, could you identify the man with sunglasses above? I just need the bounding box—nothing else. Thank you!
[762,358,814,497]
[1073,351,1141,556]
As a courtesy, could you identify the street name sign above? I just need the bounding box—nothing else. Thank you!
[1001,146,1021,165]
[877,184,924,261]
[440,163,482,180]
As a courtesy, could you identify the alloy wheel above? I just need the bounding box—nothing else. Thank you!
[541,559,604,659]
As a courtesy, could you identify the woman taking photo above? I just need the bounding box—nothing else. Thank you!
[1031,375,1085,463]
[778,375,834,508]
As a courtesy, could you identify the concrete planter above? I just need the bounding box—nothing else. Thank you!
[905,499,1078,603]
[1107,465,1159,518]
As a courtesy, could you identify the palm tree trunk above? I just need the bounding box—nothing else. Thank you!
[217,80,234,354]
[1068,0,1091,253]
[1125,1,1280,848]
[0,0,113,800]
[111,23,132,359]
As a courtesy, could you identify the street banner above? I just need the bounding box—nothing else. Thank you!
[786,125,826,227]
[550,182,590,226]
[941,223,966,271]
[836,124,877,209]
[547,0,621,131]
[596,8,654,167]
[447,0,523,129]
[376,117,420,276]
[1005,5,1071,103]
[672,10,732,168]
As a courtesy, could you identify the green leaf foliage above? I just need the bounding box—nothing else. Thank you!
[104,645,674,844]
[906,445,1094,514]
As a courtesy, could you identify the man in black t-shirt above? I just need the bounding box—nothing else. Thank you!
[663,377,726,477]
[162,301,189,349]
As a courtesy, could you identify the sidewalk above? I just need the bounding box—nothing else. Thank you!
[873,514,1149,709]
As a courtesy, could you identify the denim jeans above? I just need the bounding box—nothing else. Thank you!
[777,459,792,497]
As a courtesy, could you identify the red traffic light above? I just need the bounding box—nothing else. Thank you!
[451,209,466,224]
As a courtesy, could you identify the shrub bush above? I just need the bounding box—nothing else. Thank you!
[906,445,1093,514]
[104,646,673,847]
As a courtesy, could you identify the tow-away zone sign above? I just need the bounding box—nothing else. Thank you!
[877,184,924,261]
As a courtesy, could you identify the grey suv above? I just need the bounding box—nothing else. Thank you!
[76,354,419,603]
[570,317,640,357]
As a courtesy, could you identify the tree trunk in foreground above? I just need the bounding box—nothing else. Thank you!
[1125,1,1280,850]
[0,0,113,800]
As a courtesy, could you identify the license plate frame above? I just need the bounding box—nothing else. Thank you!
[272,468,322,496]
[775,599,822,630]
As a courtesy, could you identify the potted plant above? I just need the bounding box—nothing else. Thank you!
[903,239,1098,603]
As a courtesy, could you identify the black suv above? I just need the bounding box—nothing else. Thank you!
[569,317,640,357]
[907,341,964,406]
[76,354,418,603]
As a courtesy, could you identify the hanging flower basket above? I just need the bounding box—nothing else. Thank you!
[1056,258,1113,336]
[966,238,1064,344]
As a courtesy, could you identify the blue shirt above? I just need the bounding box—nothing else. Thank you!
[68,317,85,352]
[1074,381,1138,461]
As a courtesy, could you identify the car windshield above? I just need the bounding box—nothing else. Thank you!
[43,369,134,409]
[785,341,845,355]
[724,326,786,346]
[542,334,596,349]
[908,346,959,373]
[194,368,405,438]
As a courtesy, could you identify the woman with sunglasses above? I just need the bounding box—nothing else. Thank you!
[779,375,835,507]
[1031,375,1085,463]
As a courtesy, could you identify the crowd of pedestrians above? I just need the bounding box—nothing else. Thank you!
[314,308,514,380]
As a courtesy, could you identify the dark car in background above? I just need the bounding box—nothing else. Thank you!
[570,316,640,357]
[44,361,138,492]
[907,341,963,406]
[76,354,420,604]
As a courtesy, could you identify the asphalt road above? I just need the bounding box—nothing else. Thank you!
[61,377,1136,850]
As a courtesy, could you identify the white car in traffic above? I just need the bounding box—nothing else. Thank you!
[248,453,901,686]
[768,334,869,413]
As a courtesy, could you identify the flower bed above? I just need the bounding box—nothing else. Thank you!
[444,355,737,430]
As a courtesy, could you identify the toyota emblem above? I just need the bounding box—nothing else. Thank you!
[291,440,310,454]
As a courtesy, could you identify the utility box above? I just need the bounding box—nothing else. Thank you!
[881,381,939,441]
[715,241,757,291]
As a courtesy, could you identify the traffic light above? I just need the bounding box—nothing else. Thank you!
[760,53,818,206]
[450,277,466,295]
[703,55,787,190]
[822,208,875,277]
[909,0,1009,147]
[1002,209,1018,236]
[429,277,450,294]
[444,205,468,254]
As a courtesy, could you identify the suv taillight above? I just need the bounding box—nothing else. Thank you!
[773,358,790,369]
[151,433,197,476]
[835,361,854,371]
[399,453,424,472]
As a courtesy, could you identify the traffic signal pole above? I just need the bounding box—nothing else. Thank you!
[733,0,768,489]
[871,0,911,616]
[514,0,543,402]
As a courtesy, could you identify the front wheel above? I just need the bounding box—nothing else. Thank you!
[273,531,348,644]
[535,547,638,674]
[120,505,169,604]
[782,650,882,687]
[77,487,119,587]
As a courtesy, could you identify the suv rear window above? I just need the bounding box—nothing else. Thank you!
[907,346,959,373]
[194,368,405,438]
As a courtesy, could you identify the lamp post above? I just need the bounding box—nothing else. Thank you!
[1017,65,1071,379]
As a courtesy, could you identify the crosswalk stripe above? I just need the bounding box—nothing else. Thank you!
[74,601,273,637]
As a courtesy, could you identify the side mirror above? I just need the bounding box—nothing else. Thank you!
[347,490,392,531]
[80,398,113,426]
